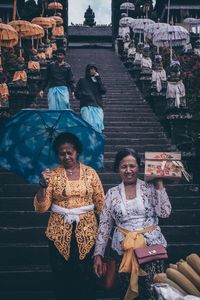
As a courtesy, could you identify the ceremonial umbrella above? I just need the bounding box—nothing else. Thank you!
[131,18,155,33]
[9,20,33,56]
[31,17,53,29]
[51,16,63,26]
[0,23,18,68]
[131,18,155,42]
[183,18,200,26]
[120,2,135,13]
[183,18,200,34]
[144,22,169,40]
[119,17,134,27]
[0,109,104,183]
[22,24,44,48]
[0,23,18,48]
[32,17,55,42]
[153,25,190,61]
[48,2,63,11]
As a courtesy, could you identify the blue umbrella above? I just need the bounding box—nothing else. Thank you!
[0,109,104,183]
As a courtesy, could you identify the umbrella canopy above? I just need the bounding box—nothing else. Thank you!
[31,17,53,29]
[183,18,200,25]
[47,17,57,28]
[152,25,190,47]
[51,15,63,25]
[22,24,44,39]
[0,23,18,47]
[144,22,169,40]
[120,2,135,11]
[0,109,104,183]
[8,20,33,38]
[131,18,155,33]
[48,2,63,10]
[119,17,134,27]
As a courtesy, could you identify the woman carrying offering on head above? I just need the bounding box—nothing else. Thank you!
[34,132,104,300]
[93,148,171,300]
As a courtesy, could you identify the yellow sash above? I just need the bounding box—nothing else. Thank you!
[118,225,157,300]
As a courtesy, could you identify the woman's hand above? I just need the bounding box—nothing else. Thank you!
[154,178,165,190]
[40,168,52,186]
[93,255,104,278]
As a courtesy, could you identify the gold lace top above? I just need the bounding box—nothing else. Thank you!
[34,163,104,260]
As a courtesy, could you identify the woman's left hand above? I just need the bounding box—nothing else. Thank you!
[154,178,165,190]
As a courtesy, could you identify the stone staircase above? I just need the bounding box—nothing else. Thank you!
[0,48,199,300]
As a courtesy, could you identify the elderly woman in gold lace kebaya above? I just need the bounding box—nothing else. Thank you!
[34,132,104,300]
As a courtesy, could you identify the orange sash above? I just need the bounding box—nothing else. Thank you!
[0,83,9,98]
[28,61,40,70]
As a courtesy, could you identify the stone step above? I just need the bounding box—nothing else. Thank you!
[103,113,157,117]
[0,242,199,287]
[0,291,118,300]
[103,115,160,121]
[104,132,166,138]
[104,121,160,126]
[104,145,172,152]
[0,225,199,245]
[0,265,120,299]
[105,138,169,145]
[0,194,199,211]
[104,126,164,133]
[0,183,198,197]
[1,209,200,227]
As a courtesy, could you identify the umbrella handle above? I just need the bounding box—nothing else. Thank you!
[170,40,172,63]
[19,37,22,57]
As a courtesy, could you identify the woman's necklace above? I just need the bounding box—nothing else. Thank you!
[65,162,79,176]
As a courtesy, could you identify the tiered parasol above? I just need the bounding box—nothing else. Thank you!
[32,17,56,42]
[0,23,18,67]
[119,17,134,27]
[9,20,33,56]
[48,2,63,11]
[23,24,44,48]
[51,16,63,26]
[131,18,155,33]
[152,25,190,61]
[31,17,53,29]
[144,22,169,40]
[0,23,18,48]
[183,17,200,34]
[131,18,155,42]
[120,1,135,15]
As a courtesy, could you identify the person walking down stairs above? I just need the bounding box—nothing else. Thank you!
[75,64,106,133]
[39,48,75,110]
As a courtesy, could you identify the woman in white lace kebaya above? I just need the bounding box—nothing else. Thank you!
[93,148,171,300]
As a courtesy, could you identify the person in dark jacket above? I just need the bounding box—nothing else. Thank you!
[75,64,106,133]
[39,48,75,109]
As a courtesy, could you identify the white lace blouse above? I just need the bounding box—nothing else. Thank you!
[94,179,171,257]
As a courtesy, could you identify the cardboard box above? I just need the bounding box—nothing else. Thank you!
[144,152,183,181]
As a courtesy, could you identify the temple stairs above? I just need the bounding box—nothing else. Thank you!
[0,48,199,300]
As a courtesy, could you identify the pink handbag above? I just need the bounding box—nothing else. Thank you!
[134,244,168,265]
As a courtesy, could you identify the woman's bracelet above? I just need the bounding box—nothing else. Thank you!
[39,180,48,188]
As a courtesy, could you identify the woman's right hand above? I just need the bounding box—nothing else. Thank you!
[93,255,104,278]
[41,168,52,185]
